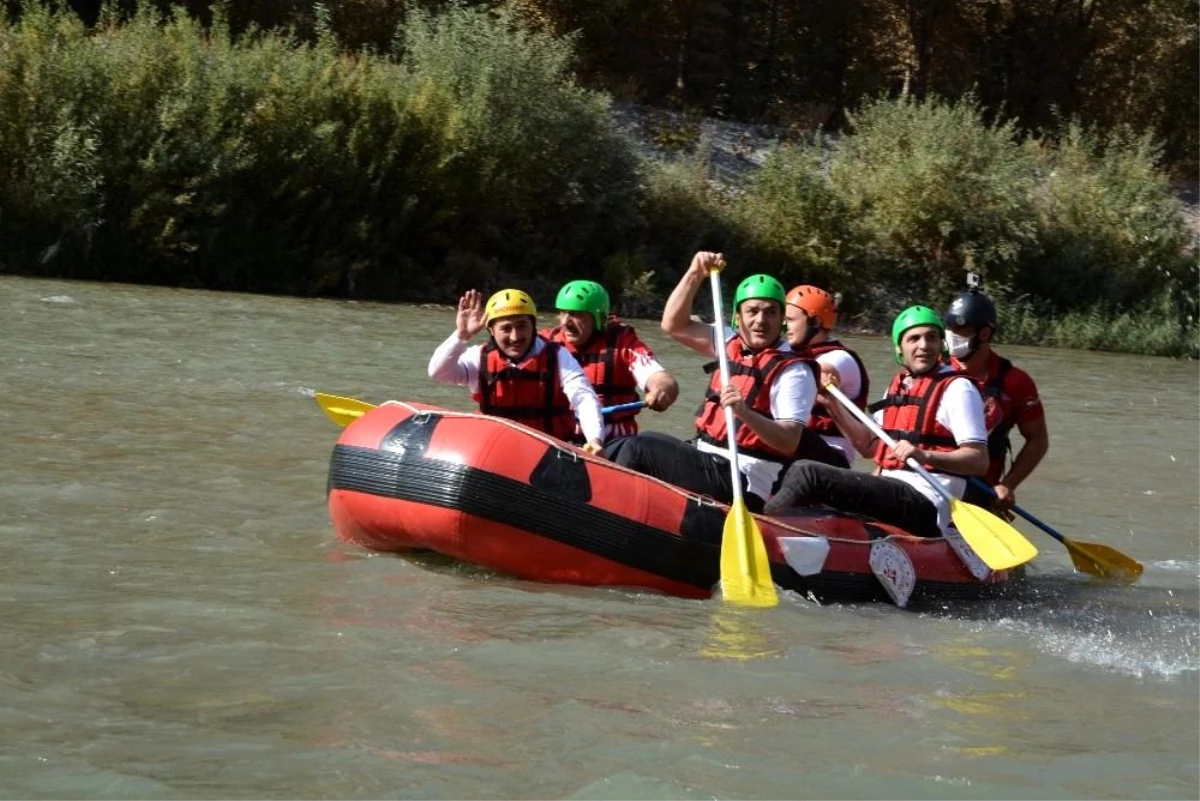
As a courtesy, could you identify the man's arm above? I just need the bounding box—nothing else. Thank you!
[725,362,814,455]
[994,416,1049,504]
[661,251,722,355]
[642,369,680,411]
[557,347,605,447]
[428,332,479,389]
[898,440,989,476]
[820,386,879,457]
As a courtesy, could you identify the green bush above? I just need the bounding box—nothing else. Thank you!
[736,136,867,299]
[393,2,643,287]
[827,93,1040,298]
[0,1,644,297]
[1024,122,1196,322]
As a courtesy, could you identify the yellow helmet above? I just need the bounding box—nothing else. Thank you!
[484,289,537,326]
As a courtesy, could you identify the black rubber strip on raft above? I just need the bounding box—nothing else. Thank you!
[329,439,805,594]
[327,417,1009,604]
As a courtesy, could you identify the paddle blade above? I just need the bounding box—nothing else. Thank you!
[315,393,377,427]
[1065,538,1144,582]
[719,499,779,607]
[949,498,1039,571]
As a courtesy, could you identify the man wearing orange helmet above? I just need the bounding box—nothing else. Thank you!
[428,288,605,453]
[783,285,871,468]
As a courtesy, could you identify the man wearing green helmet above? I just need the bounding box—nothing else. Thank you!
[541,279,680,440]
[606,251,818,511]
[765,305,989,539]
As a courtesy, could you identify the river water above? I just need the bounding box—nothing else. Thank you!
[2,276,1196,800]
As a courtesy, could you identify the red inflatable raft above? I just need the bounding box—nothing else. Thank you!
[327,401,1020,607]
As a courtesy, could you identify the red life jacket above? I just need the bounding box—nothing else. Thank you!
[801,339,870,436]
[871,370,967,472]
[472,338,577,442]
[542,319,642,431]
[694,337,811,463]
[951,353,1015,464]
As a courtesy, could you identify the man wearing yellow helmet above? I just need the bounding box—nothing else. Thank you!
[765,305,988,538]
[541,279,680,440]
[428,288,605,452]
[783,284,871,468]
[607,251,818,511]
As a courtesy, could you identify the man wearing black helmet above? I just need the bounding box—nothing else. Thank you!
[943,285,1049,512]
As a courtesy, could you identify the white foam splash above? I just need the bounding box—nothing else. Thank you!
[991,616,1198,680]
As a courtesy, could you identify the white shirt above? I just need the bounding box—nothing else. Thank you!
[695,326,817,500]
[872,366,987,534]
[813,346,862,465]
[427,332,605,443]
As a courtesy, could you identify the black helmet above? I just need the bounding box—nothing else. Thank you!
[943,290,997,330]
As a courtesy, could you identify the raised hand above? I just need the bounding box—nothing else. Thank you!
[456,289,486,340]
[688,251,725,280]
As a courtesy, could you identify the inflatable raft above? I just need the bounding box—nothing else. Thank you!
[327,401,1020,608]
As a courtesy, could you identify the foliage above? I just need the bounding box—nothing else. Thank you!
[735,137,866,300]
[827,93,1040,298]
[0,1,643,297]
[393,2,642,288]
[1024,122,1196,325]
[1,3,1194,356]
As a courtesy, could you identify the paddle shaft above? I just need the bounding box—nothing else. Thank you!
[709,269,744,505]
[602,400,647,415]
[825,383,957,504]
[966,476,1067,545]
[321,396,644,422]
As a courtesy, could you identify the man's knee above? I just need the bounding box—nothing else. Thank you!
[606,435,645,468]
[765,460,851,514]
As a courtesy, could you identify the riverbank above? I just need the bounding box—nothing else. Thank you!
[1,4,1194,355]
[612,101,1200,243]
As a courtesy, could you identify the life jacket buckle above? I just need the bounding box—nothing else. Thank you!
[412,411,435,426]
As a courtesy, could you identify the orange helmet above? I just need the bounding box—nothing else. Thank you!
[785,285,837,331]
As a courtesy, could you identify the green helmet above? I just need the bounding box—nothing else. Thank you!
[732,274,786,318]
[555,280,610,330]
[891,305,945,363]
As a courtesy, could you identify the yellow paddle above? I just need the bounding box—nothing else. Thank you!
[314,394,650,428]
[824,383,1038,572]
[709,265,779,607]
[314,393,377,427]
[967,477,1143,582]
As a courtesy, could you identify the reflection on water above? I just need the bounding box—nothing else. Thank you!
[1,276,1196,800]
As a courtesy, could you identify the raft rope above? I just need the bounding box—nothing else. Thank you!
[379,400,937,550]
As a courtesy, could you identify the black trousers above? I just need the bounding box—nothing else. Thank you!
[794,428,851,469]
[605,432,765,512]
[763,460,942,538]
